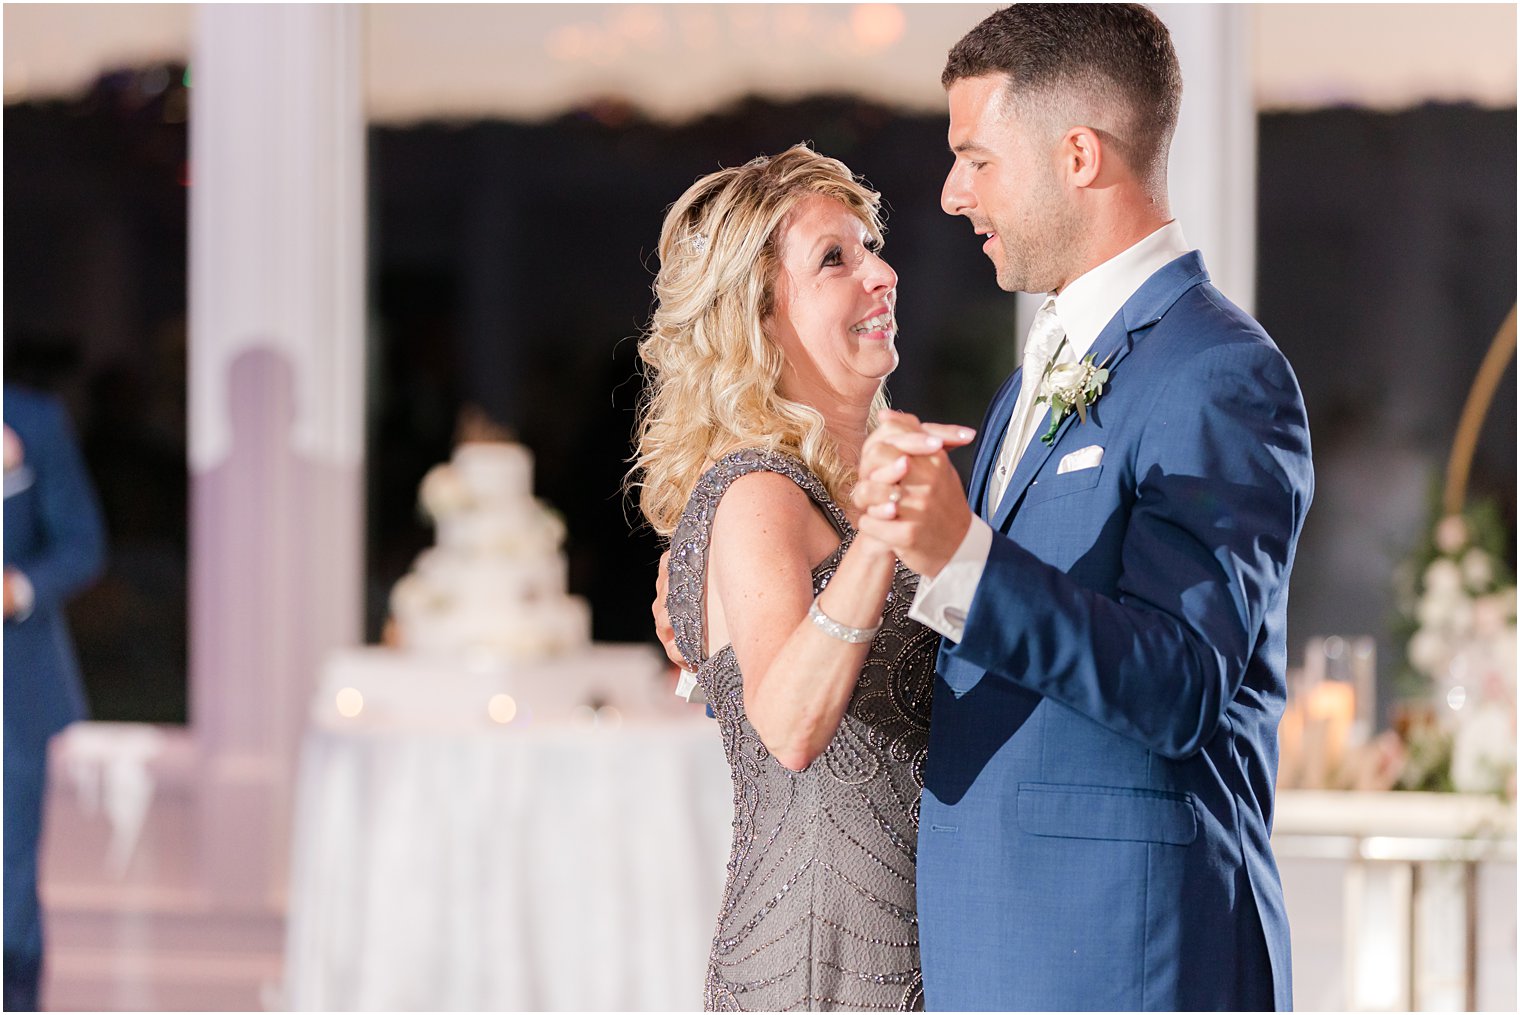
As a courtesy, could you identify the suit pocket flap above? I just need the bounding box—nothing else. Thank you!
[1023,464,1103,507]
[1017,783,1198,845]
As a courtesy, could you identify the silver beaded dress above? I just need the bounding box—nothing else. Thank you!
[667,449,938,1012]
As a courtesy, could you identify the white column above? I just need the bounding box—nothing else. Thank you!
[1156,3,1256,313]
[188,3,365,905]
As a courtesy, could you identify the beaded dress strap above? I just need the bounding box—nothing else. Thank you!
[666,449,851,671]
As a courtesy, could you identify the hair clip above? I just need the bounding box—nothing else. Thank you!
[689,232,708,255]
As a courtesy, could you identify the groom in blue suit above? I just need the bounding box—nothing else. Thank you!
[856,6,1312,1010]
[4,383,108,1010]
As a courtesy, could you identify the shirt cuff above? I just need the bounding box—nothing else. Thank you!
[6,568,36,622]
[907,517,993,642]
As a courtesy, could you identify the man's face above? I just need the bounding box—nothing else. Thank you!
[942,74,1074,294]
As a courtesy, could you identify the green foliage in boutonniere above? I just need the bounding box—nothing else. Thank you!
[1035,353,1111,445]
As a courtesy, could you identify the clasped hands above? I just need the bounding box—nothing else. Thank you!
[649,409,977,670]
[851,409,977,580]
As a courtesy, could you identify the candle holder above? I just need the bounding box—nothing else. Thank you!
[1284,636,1377,788]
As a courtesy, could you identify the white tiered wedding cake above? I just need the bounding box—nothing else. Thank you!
[389,441,591,659]
[312,433,668,729]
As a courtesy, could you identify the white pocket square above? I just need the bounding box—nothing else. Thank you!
[1056,445,1103,475]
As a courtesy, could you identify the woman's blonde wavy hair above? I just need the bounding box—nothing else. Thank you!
[629,144,889,538]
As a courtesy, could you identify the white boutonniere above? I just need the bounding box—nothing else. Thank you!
[1035,354,1111,445]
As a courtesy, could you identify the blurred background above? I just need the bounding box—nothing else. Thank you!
[3,3,1515,1011]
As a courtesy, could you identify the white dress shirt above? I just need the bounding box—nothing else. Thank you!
[909,221,1192,641]
[984,296,1063,511]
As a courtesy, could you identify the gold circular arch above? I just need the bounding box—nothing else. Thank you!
[1443,304,1518,517]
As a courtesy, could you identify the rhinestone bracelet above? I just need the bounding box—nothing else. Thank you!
[806,595,880,644]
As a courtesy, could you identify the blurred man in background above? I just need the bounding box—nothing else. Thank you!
[4,382,107,1011]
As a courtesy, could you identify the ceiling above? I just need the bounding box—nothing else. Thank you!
[4,3,1515,121]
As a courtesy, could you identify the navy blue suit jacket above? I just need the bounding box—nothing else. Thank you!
[3,384,107,754]
[916,253,1312,1011]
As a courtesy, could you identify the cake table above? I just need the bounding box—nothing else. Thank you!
[282,644,733,1011]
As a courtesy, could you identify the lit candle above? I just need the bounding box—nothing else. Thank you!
[1278,697,1304,787]
[335,687,364,719]
[1305,680,1355,776]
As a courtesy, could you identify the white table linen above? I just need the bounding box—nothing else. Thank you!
[284,646,732,1011]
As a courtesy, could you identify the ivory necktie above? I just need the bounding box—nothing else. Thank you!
[989,297,1066,510]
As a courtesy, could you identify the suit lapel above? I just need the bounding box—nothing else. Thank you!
[968,370,1023,519]
[987,251,1211,531]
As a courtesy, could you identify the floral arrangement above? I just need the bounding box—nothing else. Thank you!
[1393,499,1516,797]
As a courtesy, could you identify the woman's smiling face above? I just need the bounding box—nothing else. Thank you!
[767,193,900,408]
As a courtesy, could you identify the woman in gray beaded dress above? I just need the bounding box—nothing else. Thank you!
[629,146,973,1012]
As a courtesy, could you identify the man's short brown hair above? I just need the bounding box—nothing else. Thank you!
[943,4,1182,184]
